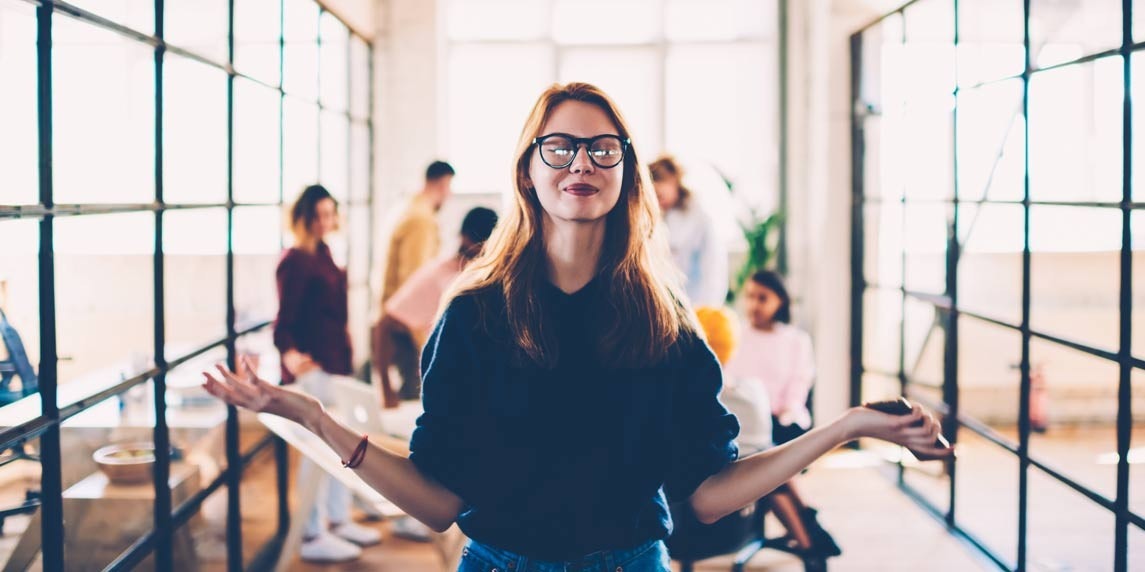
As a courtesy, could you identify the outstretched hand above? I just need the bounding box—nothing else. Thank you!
[201,357,323,431]
[845,402,953,459]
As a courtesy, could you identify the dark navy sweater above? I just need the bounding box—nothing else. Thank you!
[408,276,739,561]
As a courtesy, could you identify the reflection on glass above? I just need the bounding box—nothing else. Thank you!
[235,0,282,85]
[446,0,547,41]
[958,203,1023,325]
[164,209,228,360]
[1028,57,1123,204]
[319,11,348,111]
[234,78,282,204]
[54,213,154,406]
[954,429,1019,564]
[53,15,154,204]
[1029,206,1122,353]
[284,0,319,101]
[1028,338,1119,501]
[862,288,902,376]
[666,43,775,213]
[904,296,943,389]
[0,220,40,404]
[1030,0,1120,69]
[350,122,370,201]
[448,44,551,193]
[1027,467,1115,571]
[560,47,661,157]
[0,436,41,571]
[283,97,319,197]
[165,0,228,63]
[957,80,1025,203]
[664,0,775,41]
[349,36,370,120]
[0,0,37,206]
[234,207,283,329]
[319,111,349,200]
[863,202,903,287]
[957,0,1024,86]
[552,0,656,45]
[958,317,1021,432]
[165,56,227,205]
[903,204,947,295]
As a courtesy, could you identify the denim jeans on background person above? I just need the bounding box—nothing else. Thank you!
[458,538,671,572]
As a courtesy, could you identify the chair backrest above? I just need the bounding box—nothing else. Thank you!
[666,498,765,563]
[0,308,38,402]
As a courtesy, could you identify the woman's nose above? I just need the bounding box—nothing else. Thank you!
[568,144,595,174]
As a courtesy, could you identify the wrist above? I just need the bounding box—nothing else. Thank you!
[836,408,862,443]
[302,400,328,436]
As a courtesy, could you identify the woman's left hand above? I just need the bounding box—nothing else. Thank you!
[842,403,953,458]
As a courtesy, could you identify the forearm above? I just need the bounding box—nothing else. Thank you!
[690,416,851,524]
[307,409,464,532]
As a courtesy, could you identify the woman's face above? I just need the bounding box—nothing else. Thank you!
[653,176,681,212]
[309,198,339,239]
[528,101,624,226]
[743,280,783,329]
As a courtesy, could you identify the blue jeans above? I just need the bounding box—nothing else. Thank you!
[458,538,671,572]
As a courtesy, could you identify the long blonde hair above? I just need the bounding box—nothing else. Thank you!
[445,82,694,368]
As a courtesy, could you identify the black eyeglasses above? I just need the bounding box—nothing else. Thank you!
[532,133,630,169]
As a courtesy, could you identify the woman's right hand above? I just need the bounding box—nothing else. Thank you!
[841,403,953,459]
[202,357,324,431]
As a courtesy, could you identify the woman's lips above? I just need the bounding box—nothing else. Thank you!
[564,184,599,196]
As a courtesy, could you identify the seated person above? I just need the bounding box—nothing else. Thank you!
[373,207,498,408]
[695,306,840,559]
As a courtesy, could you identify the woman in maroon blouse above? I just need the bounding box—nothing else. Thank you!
[274,185,380,562]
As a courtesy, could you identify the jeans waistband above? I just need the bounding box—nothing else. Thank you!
[463,538,663,572]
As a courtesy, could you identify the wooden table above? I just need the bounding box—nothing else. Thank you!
[4,463,202,572]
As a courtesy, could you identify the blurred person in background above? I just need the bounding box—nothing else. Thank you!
[650,155,728,307]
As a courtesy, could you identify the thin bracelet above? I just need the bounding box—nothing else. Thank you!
[343,434,369,469]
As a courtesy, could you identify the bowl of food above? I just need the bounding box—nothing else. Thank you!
[93,442,156,484]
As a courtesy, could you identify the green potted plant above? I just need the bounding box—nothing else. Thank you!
[733,210,784,296]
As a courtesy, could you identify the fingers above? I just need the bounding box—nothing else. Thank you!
[202,372,244,405]
[215,363,262,402]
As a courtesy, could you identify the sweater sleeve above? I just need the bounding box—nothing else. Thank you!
[273,252,307,353]
[407,295,481,502]
[664,333,740,501]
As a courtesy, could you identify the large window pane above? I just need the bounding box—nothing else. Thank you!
[958,203,1024,325]
[319,110,349,200]
[0,220,40,406]
[863,201,903,288]
[347,203,370,288]
[319,11,348,111]
[559,47,661,157]
[1030,0,1120,69]
[0,0,37,206]
[1029,206,1122,353]
[349,36,370,120]
[1136,212,1145,360]
[448,44,552,193]
[53,15,154,204]
[164,209,227,360]
[234,206,283,329]
[1132,54,1145,203]
[165,56,227,205]
[447,0,547,41]
[904,296,943,390]
[1027,467,1115,571]
[957,0,1024,87]
[0,436,42,571]
[1029,57,1123,204]
[1028,338,1119,502]
[957,80,1025,204]
[54,213,154,407]
[283,97,319,198]
[955,430,1020,564]
[901,0,955,202]
[65,0,151,35]
[283,0,319,101]
[350,122,370,202]
[862,288,902,376]
[959,318,1021,434]
[165,0,228,63]
[902,204,947,295]
[234,78,282,204]
[666,43,775,212]
[234,0,282,86]
[552,0,656,45]
[664,0,775,42]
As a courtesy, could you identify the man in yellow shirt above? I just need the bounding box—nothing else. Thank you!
[374,161,454,402]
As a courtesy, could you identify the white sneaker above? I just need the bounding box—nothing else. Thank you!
[300,532,362,562]
[390,516,433,542]
[331,520,383,546]
[353,493,386,521]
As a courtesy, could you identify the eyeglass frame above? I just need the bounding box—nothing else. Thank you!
[531,133,632,170]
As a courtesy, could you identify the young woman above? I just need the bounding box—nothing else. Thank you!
[725,270,814,445]
[205,83,948,572]
[274,185,381,562]
[649,155,728,307]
